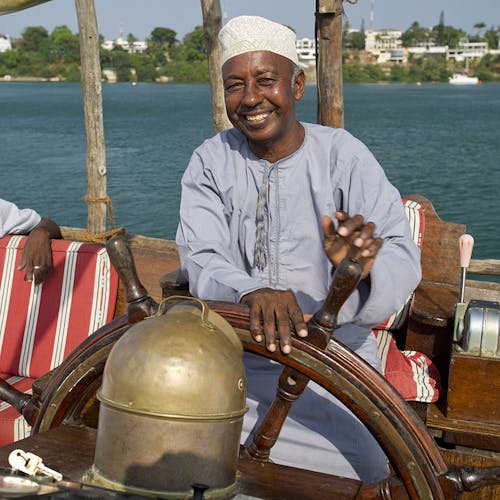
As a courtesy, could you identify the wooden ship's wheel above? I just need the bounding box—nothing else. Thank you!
[18,236,497,499]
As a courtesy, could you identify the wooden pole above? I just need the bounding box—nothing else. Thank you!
[316,0,344,128]
[201,0,232,132]
[75,0,107,233]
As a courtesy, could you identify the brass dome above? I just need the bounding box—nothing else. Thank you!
[91,298,247,498]
[99,299,246,418]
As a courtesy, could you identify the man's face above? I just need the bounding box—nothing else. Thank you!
[222,51,305,155]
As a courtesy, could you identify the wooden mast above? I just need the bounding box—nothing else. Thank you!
[75,0,107,234]
[316,0,344,128]
[201,0,232,132]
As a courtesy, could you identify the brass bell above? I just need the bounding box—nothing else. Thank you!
[89,298,247,498]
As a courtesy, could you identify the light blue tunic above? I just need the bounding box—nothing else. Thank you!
[176,123,421,482]
[0,199,41,238]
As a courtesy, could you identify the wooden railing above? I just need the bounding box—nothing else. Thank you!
[469,259,500,277]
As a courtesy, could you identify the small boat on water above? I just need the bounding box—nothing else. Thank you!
[449,73,480,85]
[449,57,480,85]
[0,1,499,499]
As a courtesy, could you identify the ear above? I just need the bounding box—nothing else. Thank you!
[293,69,306,101]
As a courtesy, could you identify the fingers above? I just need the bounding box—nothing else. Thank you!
[321,215,336,239]
[19,235,53,285]
[258,302,292,354]
[33,265,50,285]
[323,212,383,272]
[335,212,364,237]
[241,289,308,355]
[19,256,52,285]
[248,305,264,343]
[20,263,49,285]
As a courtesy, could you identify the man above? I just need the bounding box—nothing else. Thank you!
[176,16,421,482]
[0,198,62,284]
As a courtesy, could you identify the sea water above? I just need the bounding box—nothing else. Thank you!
[0,81,499,260]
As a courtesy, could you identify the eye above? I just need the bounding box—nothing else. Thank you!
[258,78,275,86]
[224,81,244,92]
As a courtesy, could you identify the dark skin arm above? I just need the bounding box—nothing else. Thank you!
[241,211,383,353]
[18,217,62,285]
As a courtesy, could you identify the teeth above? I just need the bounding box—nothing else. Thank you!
[246,113,269,122]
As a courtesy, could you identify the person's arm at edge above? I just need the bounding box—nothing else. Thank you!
[19,217,62,284]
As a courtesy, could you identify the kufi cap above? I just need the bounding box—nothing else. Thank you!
[219,15,299,67]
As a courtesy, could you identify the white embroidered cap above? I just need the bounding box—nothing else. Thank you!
[218,15,299,67]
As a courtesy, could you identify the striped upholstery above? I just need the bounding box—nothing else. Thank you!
[0,235,118,444]
[0,375,33,443]
[374,331,440,402]
[373,198,441,402]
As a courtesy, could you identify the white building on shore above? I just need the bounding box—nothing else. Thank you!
[101,36,148,54]
[0,34,12,52]
[447,40,488,61]
[364,29,406,63]
[296,37,316,67]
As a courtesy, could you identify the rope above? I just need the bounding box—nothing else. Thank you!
[82,194,125,243]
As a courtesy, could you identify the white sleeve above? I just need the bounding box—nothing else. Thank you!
[175,153,263,302]
[0,199,41,238]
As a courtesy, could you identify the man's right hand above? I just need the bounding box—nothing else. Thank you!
[240,288,308,354]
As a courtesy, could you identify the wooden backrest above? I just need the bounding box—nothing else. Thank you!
[406,194,465,287]
[403,195,466,371]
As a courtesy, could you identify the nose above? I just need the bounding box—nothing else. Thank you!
[241,81,262,108]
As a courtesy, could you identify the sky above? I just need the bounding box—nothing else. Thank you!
[0,0,499,41]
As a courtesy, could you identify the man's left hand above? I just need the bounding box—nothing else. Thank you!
[322,211,383,279]
[18,228,54,285]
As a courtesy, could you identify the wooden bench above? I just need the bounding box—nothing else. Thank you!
[0,235,119,445]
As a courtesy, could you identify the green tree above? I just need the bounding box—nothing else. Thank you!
[20,26,48,52]
[444,26,466,48]
[343,21,365,50]
[181,26,206,62]
[162,60,209,82]
[116,65,132,82]
[401,22,430,47]
[389,64,408,82]
[408,62,425,82]
[363,64,386,82]
[484,26,499,49]
[435,11,445,46]
[476,53,500,81]
[128,53,158,81]
[350,31,365,50]
[63,62,81,81]
[473,22,486,38]
[431,25,465,48]
[103,48,132,80]
[150,27,177,46]
[50,25,80,64]
[343,63,365,83]
[421,56,449,82]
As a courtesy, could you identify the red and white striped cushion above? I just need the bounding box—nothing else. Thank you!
[373,198,441,403]
[0,235,119,444]
[374,329,441,403]
[0,375,32,444]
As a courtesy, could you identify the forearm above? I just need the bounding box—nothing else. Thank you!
[179,245,263,303]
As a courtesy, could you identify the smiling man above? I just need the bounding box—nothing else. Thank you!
[175,15,421,482]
